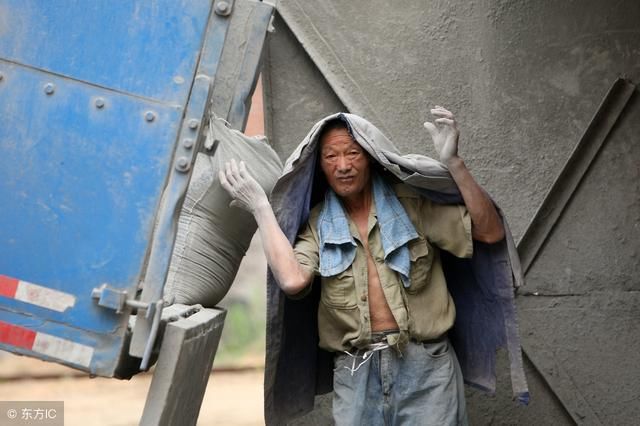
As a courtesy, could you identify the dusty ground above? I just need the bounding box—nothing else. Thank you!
[0,355,264,425]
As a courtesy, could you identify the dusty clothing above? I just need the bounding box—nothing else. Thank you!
[264,113,528,425]
[333,336,468,426]
[294,181,472,352]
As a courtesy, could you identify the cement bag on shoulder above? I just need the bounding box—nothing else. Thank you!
[164,118,283,307]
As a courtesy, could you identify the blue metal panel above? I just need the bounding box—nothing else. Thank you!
[0,0,214,104]
[129,4,235,358]
[0,60,182,334]
[0,0,221,376]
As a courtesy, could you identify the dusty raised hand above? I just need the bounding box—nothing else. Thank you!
[218,159,269,214]
[423,105,460,165]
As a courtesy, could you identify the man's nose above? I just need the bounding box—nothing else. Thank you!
[337,156,351,172]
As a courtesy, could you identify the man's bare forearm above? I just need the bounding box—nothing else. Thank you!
[253,202,313,295]
[218,159,312,294]
[424,106,504,243]
[446,157,504,243]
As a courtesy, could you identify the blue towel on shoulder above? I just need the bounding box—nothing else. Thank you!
[317,173,418,287]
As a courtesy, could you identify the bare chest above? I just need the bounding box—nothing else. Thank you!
[354,218,399,331]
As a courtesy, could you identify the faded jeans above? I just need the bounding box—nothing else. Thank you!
[332,337,468,426]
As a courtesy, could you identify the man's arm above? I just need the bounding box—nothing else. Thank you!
[425,106,505,243]
[219,159,313,295]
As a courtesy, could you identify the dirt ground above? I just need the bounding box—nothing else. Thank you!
[0,355,264,425]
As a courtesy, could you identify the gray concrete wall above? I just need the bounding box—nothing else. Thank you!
[262,15,347,160]
[269,0,640,239]
[263,1,640,424]
[519,89,640,425]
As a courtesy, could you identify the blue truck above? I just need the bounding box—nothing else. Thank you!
[0,1,273,423]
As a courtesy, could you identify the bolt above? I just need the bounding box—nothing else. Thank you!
[175,156,190,172]
[188,119,199,130]
[44,83,55,95]
[145,111,156,122]
[182,138,194,149]
[215,1,230,15]
[95,98,105,109]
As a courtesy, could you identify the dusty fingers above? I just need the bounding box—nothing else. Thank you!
[219,159,268,214]
[424,106,457,133]
[424,105,460,164]
[431,106,457,130]
[431,105,454,117]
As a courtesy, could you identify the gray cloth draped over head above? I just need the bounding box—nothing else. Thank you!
[264,112,529,425]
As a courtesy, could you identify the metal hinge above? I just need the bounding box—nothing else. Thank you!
[91,284,164,370]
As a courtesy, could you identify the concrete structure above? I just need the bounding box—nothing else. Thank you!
[262,1,640,424]
[140,305,226,426]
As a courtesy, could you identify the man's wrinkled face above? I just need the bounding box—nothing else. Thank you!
[319,127,371,200]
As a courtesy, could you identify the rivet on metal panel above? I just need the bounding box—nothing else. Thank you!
[215,1,231,16]
[145,111,157,122]
[44,83,56,95]
[175,157,190,172]
[182,139,194,150]
[95,98,105,109]
[188,119,200,130]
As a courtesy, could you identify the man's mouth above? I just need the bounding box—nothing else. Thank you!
[337,176,355,182]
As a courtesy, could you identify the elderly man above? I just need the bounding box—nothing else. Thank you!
[220,107,512,425]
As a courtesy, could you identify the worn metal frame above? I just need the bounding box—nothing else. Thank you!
[130,0,275,365]
[129,0,236,360]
